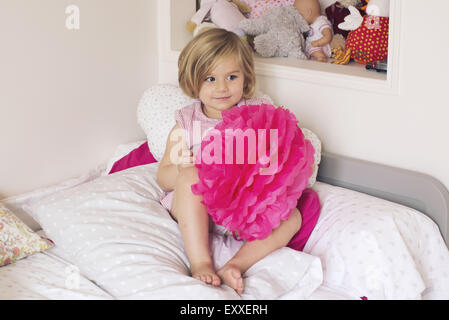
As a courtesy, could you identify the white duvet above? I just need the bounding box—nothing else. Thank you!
[0,241,113,300]
[21,164,323,300]
[2,163,449,300]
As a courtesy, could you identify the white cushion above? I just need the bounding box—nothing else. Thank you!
[137,84,196,162]
[307,182,449,300]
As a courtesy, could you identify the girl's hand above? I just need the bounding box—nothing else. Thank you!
[177,149,195,172]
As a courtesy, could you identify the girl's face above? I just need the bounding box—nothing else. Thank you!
[198,55,245,119]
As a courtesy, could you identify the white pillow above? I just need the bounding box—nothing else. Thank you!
[307,182,449,300]
[137,84,195,162]
[29,164,235,299]
[136,84,320,186]
[27,163,322,299]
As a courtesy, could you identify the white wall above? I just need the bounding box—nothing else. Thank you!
[255,0,449,191]
[2,0,448,198]
[159,0,449,191]
[0,0,158,198]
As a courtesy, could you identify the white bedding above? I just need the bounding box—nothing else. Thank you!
[0,235,113,300]
[304,183,449,300]
[20,164,323,300]
[2,163,449,300]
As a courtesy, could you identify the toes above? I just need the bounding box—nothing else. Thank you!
[212,275,221,286]
[194,273,221,286]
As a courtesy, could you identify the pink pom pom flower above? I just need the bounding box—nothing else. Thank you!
[191,104,315,241]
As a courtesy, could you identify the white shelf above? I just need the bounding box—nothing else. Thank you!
[159,0,401,95]
[255,55,386,81]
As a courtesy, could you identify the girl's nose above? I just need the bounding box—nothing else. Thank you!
[216,79,228,92]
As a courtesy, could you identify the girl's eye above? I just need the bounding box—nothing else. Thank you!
[205,77,215,82]
[227,75,237,80]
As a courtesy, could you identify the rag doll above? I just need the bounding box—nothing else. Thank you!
[294,0,333,62]
[186,0,251,36]
[238,2,310,59]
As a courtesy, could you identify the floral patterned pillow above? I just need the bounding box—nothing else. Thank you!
[0,203,52,266]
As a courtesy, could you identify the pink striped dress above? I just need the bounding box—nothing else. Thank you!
[159,97,269,212]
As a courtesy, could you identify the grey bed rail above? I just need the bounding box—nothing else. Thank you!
[317,152,449,247]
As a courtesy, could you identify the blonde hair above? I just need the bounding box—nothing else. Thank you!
[178,28,256,99]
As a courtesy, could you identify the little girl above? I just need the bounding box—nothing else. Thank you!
[156,28,319,295]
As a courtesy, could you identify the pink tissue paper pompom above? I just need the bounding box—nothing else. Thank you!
[191,104,315,241]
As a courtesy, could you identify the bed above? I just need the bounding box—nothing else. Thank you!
[1,85,449,300]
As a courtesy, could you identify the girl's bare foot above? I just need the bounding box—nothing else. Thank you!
[190,261,221,286]
[217,263,244,295]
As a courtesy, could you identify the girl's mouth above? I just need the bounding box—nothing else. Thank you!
[214,96,231,100]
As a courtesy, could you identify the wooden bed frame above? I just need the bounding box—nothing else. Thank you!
[317,152,449,247]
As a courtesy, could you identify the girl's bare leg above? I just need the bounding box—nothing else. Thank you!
[217,207,302,295]
[170,166,221,286]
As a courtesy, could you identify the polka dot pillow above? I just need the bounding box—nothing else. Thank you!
[137,84,196,162]
[0,203,52,266]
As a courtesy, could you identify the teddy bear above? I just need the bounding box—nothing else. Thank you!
[238,1,310,59]
[333,0,389,65]
[186,0,251,37]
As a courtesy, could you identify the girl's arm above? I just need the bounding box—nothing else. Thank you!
[156,123,192,192]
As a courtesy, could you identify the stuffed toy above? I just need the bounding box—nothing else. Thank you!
[294,0,333,62]
[193,22,218,37]
[325,0,367,38]
[238,1,310,59]
[186,0,251,37]
[332,0,389,65]
[325,0,368,50]
[239,0,295,19]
